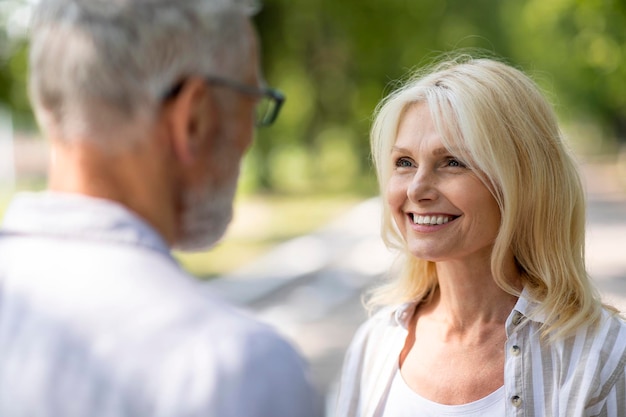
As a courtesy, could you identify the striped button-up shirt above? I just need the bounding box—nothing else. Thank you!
[335,291,626,416]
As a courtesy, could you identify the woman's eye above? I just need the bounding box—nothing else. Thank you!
[446,158,466,168]
[395,157,413,168]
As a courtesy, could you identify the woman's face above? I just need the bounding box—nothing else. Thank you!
[386,103,501,264]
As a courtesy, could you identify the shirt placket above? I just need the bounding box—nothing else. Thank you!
[504,310,526,416]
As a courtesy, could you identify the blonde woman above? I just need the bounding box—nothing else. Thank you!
[335,56,626,416]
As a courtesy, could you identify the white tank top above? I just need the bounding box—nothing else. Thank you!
[381,368,505,417]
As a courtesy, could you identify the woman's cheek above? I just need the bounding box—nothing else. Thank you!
[385,178,408,231]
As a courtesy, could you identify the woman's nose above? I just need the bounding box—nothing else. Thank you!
[407,168,438,203]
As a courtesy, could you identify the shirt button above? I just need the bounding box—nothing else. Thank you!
[510,345,521,356]
[511,395,522,407]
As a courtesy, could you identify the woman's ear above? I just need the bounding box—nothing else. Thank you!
[163,77,218,166]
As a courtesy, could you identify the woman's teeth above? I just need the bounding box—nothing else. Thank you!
[412,215,454,225]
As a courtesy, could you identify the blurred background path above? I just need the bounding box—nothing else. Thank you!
[205,160,626,414]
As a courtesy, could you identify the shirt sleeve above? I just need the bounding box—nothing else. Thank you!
[593,361,626,416]
[584,313,626,417]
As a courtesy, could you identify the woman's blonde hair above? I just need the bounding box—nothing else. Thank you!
[368,54,606,340]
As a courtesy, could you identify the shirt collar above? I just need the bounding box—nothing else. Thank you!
[392,302,418,330]
[390,287,546,331]
[511,287,541,319]
[505,287,547,334]
[1,191,172,258]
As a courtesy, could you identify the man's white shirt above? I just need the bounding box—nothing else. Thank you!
[0,192,321,417]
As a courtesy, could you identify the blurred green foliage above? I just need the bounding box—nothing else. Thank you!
[2,0,626,194]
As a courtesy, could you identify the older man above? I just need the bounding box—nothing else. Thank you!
[0,0,320,416]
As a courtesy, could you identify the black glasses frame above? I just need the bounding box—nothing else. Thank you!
[162,76,285,127]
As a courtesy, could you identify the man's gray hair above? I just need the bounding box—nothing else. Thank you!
[29,0,259,144]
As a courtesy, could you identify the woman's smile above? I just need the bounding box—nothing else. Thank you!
[406,213,461,233]
[409,213,460,226]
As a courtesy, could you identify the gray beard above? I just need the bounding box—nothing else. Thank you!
[173,175,238,252]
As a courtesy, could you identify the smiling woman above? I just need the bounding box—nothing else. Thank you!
[335,54,626,417]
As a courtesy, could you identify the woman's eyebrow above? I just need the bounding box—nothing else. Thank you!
[391,146,461,155]
[391,146,411,153]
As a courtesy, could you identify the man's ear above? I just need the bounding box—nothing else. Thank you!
[163,77,218,166]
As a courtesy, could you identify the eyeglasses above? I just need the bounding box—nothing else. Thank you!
[162,76,285,127]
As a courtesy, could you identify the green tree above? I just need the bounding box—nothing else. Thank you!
[502,0,626,147]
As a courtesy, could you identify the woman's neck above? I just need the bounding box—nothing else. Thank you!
[426,257,521,336]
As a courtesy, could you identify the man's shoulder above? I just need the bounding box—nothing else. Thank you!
[147,295,304,372]
[140,295,321,417]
